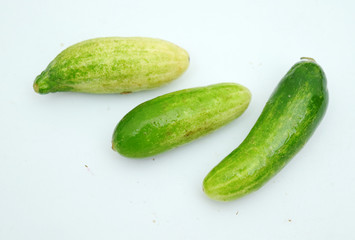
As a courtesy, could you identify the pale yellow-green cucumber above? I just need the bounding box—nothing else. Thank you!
[33,37,189,94]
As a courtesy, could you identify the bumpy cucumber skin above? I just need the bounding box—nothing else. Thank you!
[33,37,189,94]
[112,83,251,158]
[203,60,329,201]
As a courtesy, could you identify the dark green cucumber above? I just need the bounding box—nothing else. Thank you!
[203,58,328,201]
[112,83,251,158]
[33,37,189,94]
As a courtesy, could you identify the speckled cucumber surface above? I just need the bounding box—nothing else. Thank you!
[112,83,251,158]
[203,58,329,201]
[33,37,189,94]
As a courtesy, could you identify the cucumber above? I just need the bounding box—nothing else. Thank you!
[33,37,189,94]
[203,58,329,201]
[112,83,251,158]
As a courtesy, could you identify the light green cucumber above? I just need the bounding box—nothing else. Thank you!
[112,83,251,158]
[203,58,329,201]
[33,37,189,94]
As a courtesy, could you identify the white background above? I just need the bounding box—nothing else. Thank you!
[1,0,354,239]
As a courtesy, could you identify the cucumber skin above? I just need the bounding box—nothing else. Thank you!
[33,37,189,94]
[203,60,329,201]
[112,83,251,158]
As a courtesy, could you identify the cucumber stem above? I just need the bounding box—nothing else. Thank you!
[300,57,316,62]
[33,83,39,93]
[33,71,51,94]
